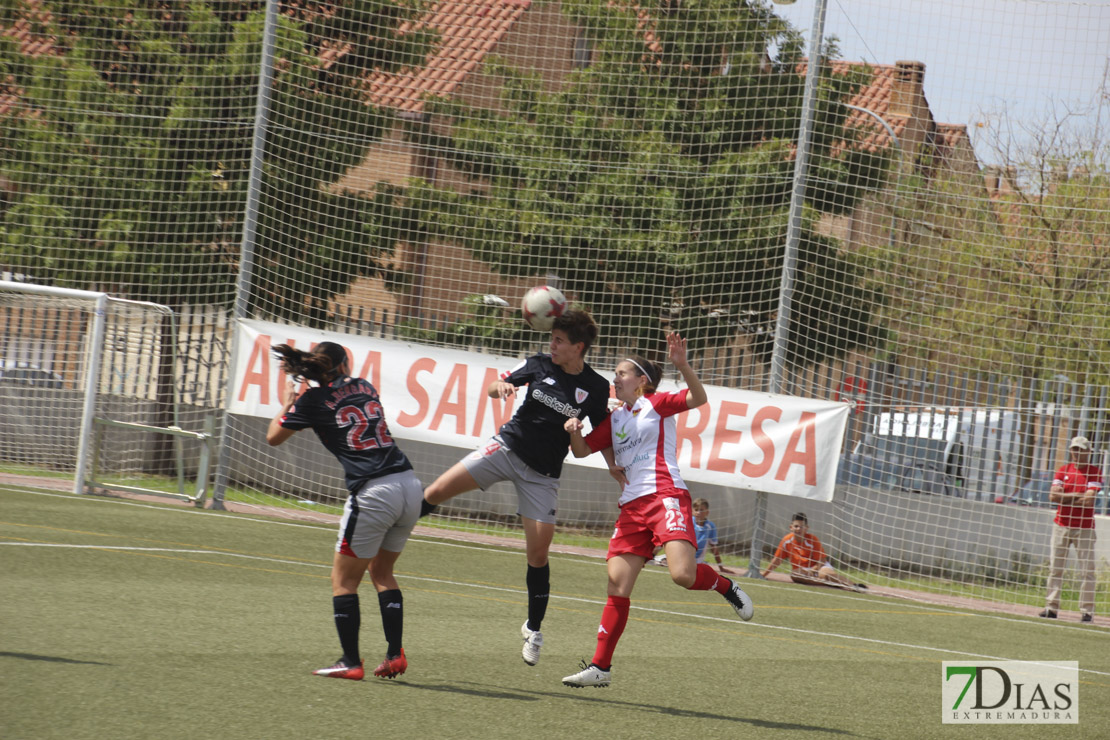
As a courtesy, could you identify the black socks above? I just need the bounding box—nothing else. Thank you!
[526,563,550,632]
[378,589,404,657]
[332,593,360,665]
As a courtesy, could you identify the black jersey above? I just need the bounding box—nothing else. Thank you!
[497,354,610,478]
[280,375,413,494]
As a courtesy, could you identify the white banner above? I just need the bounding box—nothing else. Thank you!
[230,319,849,501]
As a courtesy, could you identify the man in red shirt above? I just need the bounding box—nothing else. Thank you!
[1039,436,1102,622]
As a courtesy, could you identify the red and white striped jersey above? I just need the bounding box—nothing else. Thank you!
[585,389,690,506]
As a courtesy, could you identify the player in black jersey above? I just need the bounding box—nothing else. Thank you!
[268,341,423,682]
[421,310,623,666]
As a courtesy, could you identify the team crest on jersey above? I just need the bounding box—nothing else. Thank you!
[575,387,588,403]
[663,497,681,511]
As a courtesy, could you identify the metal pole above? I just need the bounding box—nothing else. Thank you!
[74,293,108,495]
[211,0,280,509]
[750,0,828,578]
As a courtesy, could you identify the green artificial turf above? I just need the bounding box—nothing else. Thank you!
[2,484,1107,740]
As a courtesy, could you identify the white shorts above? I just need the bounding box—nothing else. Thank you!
[336,469,424,559]
[462,436,560,523]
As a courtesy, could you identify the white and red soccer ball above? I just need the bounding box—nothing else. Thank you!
[520,285,567,331]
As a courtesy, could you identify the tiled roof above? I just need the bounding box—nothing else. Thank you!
[936,122,969,150]
[1,0,54,58]
[4,2,969,162]
[364,0,532,114]
[2,0,531,118]
[836,62,911,153]
[798,60,910,154]
[0,0,56,117]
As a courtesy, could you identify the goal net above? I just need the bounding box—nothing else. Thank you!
[0,281,214,502]
[2,0,1108,616]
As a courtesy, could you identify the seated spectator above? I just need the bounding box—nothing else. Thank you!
[761,513,866,592]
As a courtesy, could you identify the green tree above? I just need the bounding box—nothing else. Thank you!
[879,104,1110,388]
[0,0,434,323]
[400,0,886,370]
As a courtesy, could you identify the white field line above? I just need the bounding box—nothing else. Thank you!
[2,524,1107,679]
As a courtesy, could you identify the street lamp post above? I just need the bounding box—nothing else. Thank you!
[842,102,903,249]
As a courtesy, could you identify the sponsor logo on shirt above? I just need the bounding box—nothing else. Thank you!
[542,376,557,385]
[530,386,582,417]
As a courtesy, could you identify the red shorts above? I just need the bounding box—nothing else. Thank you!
[606,489,697,560]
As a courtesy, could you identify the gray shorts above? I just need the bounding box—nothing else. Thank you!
[462,436,560,523]
[336,469,424,559]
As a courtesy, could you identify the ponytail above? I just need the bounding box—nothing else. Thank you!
[272,342,347,384]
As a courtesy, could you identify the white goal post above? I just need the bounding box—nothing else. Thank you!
[0,280,214,504]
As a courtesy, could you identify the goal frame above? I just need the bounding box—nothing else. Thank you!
[0,280,214,505]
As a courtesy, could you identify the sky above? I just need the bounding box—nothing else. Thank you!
[770,0,1110,164]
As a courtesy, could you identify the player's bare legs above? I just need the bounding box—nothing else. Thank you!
[662,539,697,588]
[606,553,646,597]
[332,551,371,596]
[522,516,554,568]
[368,549,402,593]
[423,462,479,506]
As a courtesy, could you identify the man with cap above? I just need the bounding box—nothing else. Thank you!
[1039,435,1102,622]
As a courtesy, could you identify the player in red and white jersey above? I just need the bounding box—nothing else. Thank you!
[560,332,753,689]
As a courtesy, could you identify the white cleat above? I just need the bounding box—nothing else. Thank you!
[521,621,544,666]
[723,580,754,621]
[562,661,611,688]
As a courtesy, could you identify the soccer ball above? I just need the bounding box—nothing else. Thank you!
[520,285,567,331]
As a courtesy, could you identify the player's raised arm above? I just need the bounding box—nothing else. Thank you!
[266,378,300,446]
[667,332,707,409]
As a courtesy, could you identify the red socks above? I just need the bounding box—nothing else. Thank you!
[689,563,731,594]
[591,595,630,670]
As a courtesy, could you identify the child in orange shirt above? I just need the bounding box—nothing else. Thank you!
[761,513,866,592]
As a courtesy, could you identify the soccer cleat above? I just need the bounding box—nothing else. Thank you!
[723,580,754,621]
[562,660,611,688]
[1081,613,1093,623]
[854,583,869,593]
[521,621,544,666]
[372,649,407,679]
[1037,609,1058,619]
[312,658,364,681]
